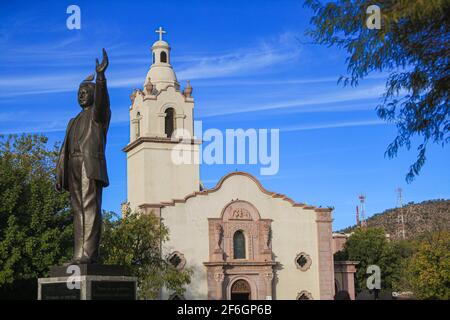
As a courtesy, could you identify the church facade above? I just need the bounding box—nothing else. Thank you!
[124,30,356,300]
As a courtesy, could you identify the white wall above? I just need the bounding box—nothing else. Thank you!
[127,141,199,210]
[160,173,321,300]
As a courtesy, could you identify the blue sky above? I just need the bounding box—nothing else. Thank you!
[0,1,448,230]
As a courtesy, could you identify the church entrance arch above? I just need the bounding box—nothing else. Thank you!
[230,279,251,300]
[204,199,276,300]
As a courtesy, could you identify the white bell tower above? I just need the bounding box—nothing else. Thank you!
[124,27,200,211]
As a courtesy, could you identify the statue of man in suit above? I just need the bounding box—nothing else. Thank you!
[56,49,110,264]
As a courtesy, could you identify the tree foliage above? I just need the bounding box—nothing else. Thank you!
[305,0,450,182]
[401,231,450,299]
[0,134,72,299]
[339,227,409,291]
[100,209,192,299]
[339,227,449,299]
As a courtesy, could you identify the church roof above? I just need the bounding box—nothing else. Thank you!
[139,171,332,213]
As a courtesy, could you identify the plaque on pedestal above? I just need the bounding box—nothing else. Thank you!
[38,264,137,300]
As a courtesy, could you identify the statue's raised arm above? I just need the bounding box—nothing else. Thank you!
[94,48,110,125]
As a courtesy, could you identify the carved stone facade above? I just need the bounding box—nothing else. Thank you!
[204,200,276,300]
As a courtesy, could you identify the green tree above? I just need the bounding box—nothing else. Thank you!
[402,231,450,299]
[305,0,450,182]
[0,134,72,299]
[100,209,192,299]
[340,227,407,291]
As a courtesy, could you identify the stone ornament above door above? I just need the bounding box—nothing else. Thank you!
[231,207,251,220]
[221,200,261,221]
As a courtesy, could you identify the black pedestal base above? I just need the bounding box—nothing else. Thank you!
[38,264,137,300]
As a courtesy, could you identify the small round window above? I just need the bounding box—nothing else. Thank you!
[168,251,186,270]
[295,252,312,271]
[296,290,313,300]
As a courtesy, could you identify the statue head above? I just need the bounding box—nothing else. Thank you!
[78,74,95,108]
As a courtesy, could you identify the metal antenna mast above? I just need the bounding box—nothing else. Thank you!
[358,194,367,228]
[396,188,406,240]
[356,205,360,226]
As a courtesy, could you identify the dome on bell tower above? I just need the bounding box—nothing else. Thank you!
[144,27,179,91]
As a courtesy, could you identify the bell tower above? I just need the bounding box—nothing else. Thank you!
[124,27,200,211]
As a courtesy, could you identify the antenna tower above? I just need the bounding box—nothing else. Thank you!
[358,194,367,228]
[396,188,406,240]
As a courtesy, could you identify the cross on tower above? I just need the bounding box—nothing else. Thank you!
[155,26,166,41]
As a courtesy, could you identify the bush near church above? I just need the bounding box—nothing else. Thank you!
[335,227,450,299]
[398,231,450,300]
[335,227,409,293]
[100,209,192,299]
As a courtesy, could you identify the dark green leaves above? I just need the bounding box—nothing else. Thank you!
[305,0,450,182]
[0,134,72,299]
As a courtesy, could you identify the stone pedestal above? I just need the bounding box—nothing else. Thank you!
[334,261,359,300]
[38,264,137,300]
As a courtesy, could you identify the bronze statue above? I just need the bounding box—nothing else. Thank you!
[56,49,110,264]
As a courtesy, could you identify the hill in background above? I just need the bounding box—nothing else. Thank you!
[339,199,450,241]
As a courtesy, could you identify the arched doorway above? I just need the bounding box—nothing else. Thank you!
[230,279,251,300]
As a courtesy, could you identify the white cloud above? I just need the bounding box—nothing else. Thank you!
[176,33,301,80]
[191,72,388,87]
[0,106,130,134]
[0,32,303,97]
[200,84,385,117]
[0,71,145,98]
[280,119,386,132]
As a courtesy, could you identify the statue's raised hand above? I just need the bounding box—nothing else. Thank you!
[96,48,108,79]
